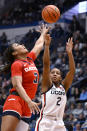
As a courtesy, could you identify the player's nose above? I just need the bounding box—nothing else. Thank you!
[54,72,57,76]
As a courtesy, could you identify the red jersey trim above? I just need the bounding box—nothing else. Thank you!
[27,51,36,61]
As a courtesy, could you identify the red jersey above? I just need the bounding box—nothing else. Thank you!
[10,51,39,99]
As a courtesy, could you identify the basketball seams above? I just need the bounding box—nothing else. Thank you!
[45,7,54,22]
[42,5,60,23]
[42,8,51,22]
[48,7,60,17]
[48,7,58,16]
[44,7,58,23]
[42,7,54,23]
[47,7,57,19]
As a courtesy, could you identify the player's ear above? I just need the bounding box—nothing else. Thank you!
[12,51,18,56]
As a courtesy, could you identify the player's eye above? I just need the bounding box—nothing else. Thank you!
[15,44,19,46]
[51,71,54,74]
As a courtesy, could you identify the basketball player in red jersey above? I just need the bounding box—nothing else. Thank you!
[1,24,50,131]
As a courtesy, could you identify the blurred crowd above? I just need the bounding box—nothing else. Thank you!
[0,15,87,131]
[0,0,61,26]
[0,0,81,26]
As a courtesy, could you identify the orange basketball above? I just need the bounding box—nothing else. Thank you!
[42,5,60,24]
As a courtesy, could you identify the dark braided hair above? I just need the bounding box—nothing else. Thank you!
[0,44,15,73]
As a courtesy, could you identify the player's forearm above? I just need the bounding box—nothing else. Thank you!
[32,34,44,57]
[15,84,32,104]
[68,52,75,73]
[43,45,50,67]
[35,33,44,47]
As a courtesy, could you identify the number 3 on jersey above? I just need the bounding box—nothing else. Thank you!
[33,72,38,84]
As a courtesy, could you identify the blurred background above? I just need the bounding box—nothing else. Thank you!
[0,0,87,131]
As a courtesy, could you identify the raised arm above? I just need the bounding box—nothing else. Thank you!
[31,24,50,57]
[62,38,75,92]
[41,34,52,93]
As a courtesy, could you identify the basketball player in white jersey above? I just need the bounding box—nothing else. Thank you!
[35,34,75,131]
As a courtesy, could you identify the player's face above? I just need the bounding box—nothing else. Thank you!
[50,68,62,83]
[12,43,28,55]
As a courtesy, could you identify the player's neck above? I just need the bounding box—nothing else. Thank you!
[16,54,27,61]
[54,82,60,87]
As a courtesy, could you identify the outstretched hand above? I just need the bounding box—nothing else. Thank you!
[37,23,51,35]
[44,34,51,46]
[66,37,73,54]
[28,101,41,115]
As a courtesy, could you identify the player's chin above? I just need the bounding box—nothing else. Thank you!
[52,79,58,83]
[24,49,28,53]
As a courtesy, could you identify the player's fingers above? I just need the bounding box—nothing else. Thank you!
[71,37,73,41]
[45,27,50,33]
[36,29,41,33]
[49,26,51,30]
[69,37,72,44]
[33,105,39,114]
[44,24,51,31]
[45,24,48,29]
[32,108,35,114]
[45,34,50,37]
[37,102,41,106]
[35,104,40,113]
[30,108,32,114]
[39,24,47,32]
[68,38,70,43]
[66,42,68,46]
[38,25,41,29]
[41,23,44,29]
[36,26,41,32]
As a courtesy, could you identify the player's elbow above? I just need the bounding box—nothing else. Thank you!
[72,66,75,75]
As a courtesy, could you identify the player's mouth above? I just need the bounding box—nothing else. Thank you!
[53,77,57,80]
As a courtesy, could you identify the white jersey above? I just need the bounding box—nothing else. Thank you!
[35,84,67,131]
[41,84,67,119]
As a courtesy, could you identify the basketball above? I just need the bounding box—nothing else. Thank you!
[42,5,60,24]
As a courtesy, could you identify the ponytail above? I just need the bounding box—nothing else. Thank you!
[0,63,11,73]
[0,44,14,73]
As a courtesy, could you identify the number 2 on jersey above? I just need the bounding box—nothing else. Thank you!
[56,97,61,106]
[33,72,38,84]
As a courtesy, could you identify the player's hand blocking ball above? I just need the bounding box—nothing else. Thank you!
[42,5,60,24]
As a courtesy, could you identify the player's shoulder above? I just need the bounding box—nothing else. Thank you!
[59,84,65,91]
[11,60,23,68]
[27,51,36,61]
[41,84,53,95]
